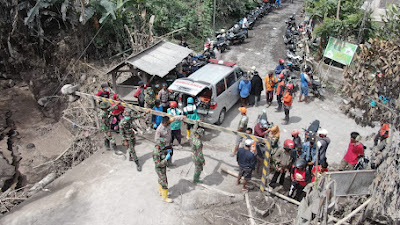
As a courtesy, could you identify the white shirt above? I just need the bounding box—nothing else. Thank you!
[242,17,248,29]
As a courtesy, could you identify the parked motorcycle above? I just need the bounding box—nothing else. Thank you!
[304,120,320,141]
[310,75,324,98]
[226,29,246,45]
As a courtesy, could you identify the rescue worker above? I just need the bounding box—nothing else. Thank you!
[232,107,249,156]
[153,137,173,203]
[152,100,163,129]
[237,139,257,191]
[99,101,122,155]
[254,119,269,138]
[374,119,389,146]
[191,123,205,183]
[96,83,110,98]
[133,81,146,107]
[275,59,285,76]
[316,129,330,165]
[158,83,170,113]
[276,74,285,111]
[167,101,183,148]
[144,87,156,109]
[288,158,309,201]
[183,97,200,139]
[267,125,280,149]
[339,132,364,171]
[155,116,184,166]
[311,161,328,182]
[119,109,146,171]
[283,83,293,124]
[265,70,277,106]
[110,94,125,131]
[269,139,294,188]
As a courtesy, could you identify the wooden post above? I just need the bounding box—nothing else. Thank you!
[91,96,100,129]
[336,0,341,19]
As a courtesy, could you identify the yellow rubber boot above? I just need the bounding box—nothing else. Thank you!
[186,130,190,139]
[158,184,162,196]
[162,189,173,203]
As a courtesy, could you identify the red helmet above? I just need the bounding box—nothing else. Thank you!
[291,129,299,136]
[278,74,284,79]
[279,59,285,64]
[287,84,294,90]
[169,101,178,108]
[284,139,295,149]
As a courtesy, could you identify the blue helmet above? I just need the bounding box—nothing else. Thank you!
[187,97,194,104]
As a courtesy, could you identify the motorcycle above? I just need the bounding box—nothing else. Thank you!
[310,75,324,98]
[226,29,246,45]
[304,120,320,141]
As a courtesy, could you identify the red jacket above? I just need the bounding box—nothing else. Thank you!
[254,123,267,138]
[379,123,389,138]
[294,168,307,187]
[343,142,364,165]
[311,165,328,182]
[96,90,110,98]
[111,94,125,115]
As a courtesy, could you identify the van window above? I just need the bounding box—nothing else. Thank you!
[225,72,236,88]
[236,69,244,80]
[216,79,226,96]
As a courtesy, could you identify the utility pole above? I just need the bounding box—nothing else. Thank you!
[336,0,341,19]
[213,0,216,33]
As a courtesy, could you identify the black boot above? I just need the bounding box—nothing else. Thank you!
[269,171,280,188]
[135,160,142,172]
[104,139,111,150]
[279,171,286,185]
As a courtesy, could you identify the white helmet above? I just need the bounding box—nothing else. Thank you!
[220,29,226,33]
[251,66,256,71]
[318,129,328,136]
[245,139,254,146]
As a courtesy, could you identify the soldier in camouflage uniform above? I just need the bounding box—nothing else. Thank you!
[144,87,156,109]
[153,138,173,203]
[119,109,146,171]
[191,123,205,183]
[99,102,122,155]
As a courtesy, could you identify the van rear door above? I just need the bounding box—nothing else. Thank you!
[168,78,209,96]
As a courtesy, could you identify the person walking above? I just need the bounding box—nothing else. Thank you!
[265,71,277,106]
[152,100,163,129]
[269,139,294,188]
[276,74,285,111]
[298,71,311,103]
[275,59,285,76]
[144,87,156,109]
[242,16,249,38]
[153,137,173,203]
[239,74,252,107]
[183,97,200,139]
[250,68,263,107]
[339,132,364,170]
[232,107,249,156]
[237,139,257,190]
[99,102,121,155]
[158,83,170,113]
[191,125,206,183]
[283,83,293,124]
[167,101,183,148]
[119,109,144,171]
[133,81,146,107]
[316,129,330,165]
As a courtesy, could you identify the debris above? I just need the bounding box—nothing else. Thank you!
[198,184,236,197]
[334,198,371,225]
[26,143,35,149]
[28,172,57,196]
[245,192,256,225]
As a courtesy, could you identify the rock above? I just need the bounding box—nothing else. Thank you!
[0,155,15,189]
[8,79,15,88]
[26,143,35,149]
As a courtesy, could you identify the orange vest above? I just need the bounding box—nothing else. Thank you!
[379,123,389,138]
[276,81,285,95]
[264,75,277,91]
[283,91,293,106]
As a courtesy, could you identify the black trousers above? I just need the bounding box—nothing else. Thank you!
[171,129,182,145]
[276,94,283,109]
[266,91,274,104]
[270,170,286,185]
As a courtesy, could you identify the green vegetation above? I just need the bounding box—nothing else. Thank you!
[379,4,400,41]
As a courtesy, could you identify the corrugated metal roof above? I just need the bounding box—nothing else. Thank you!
[125,41,193,78]
[188,63,236,84]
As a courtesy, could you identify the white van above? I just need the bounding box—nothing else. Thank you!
[168,59,244,124]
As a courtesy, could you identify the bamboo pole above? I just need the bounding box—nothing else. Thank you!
[334,198,371,225]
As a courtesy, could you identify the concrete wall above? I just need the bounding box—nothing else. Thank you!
[312,60,345,88]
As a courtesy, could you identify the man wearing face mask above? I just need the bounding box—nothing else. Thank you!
[96,83,110,98]
[119,109,148,171]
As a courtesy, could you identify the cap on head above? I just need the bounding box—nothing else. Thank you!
[244,139,254,147]
[238,107,247,114]
[318,129,328,136]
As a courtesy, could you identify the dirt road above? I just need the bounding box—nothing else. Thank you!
[1,1,377,224]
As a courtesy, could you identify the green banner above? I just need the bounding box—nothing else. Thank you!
[323,37,358,65]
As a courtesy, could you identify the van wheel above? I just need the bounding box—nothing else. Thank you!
[216,108,226,125]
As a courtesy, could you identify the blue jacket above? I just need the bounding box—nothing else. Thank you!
[275,64,285,75]
[237,148,256,169]
[152,105,163,126]
[239,80,252,98]
[302,141,316,164]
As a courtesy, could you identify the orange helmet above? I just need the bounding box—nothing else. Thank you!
[238,107,247,114]
[284,139,295,149]
[287,84,294,90]
[170,101,178,108]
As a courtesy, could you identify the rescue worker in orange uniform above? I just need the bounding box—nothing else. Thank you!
[276,74,285,111]
[283,83,294,124]
[264,70,277,106]
[374,119,389,146]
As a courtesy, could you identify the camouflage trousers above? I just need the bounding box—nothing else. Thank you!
[194,161,203,174]
[123,137,138,161]
[156,167,168,189]
[103,131,115,143]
